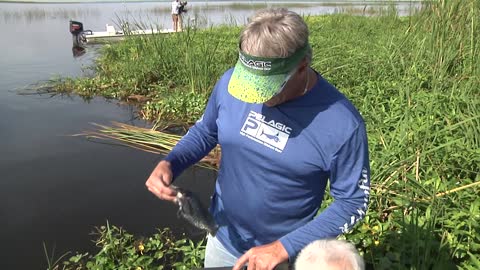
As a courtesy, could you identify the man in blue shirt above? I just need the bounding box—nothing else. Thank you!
[146,8,370,270]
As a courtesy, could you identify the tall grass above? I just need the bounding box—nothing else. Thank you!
[78,122,220,170]
[0,8,100,23]
[318,1,480,268]
[55,23,238,123]
[54,0,479,268]
[151,2,318,14]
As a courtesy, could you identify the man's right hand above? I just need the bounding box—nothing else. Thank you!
[146,160,177,202]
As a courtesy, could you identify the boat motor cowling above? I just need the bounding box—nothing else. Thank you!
[70,20,84,35]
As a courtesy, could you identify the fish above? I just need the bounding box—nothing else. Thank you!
[171,185,218,236]
[261,129,280,142]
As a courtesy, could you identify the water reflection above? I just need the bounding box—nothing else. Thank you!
[72,45,87,58]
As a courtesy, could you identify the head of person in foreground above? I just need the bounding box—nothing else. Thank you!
[295,239,365,270]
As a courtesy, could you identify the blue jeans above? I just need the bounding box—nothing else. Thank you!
[204,234,239,267]
[204,235,291,270]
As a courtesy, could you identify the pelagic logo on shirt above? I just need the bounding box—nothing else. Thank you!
[240,111,291,152]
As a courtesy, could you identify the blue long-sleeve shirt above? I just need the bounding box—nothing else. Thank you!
[165,68,370,260]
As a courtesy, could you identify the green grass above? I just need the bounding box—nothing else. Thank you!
[51,0,479,269]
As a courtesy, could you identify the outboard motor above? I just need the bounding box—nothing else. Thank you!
[70,20,87,47]
[70,20,83,35]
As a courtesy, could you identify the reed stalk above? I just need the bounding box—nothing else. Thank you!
[78,122,220,171]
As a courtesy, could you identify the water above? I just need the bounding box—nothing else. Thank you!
[0,1,421,269]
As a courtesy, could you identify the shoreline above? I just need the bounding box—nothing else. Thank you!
[1,0,427,4]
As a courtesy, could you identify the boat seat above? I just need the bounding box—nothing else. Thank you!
[106,24,116,35]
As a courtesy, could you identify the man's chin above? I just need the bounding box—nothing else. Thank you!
[264,101,275,107]
[264,96,283,107]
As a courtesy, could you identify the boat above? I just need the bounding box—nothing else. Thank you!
[69,20,176,46]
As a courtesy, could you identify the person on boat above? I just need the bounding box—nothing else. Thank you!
[171,0,181,32]
[146,8,370,270]
[177,1,187,32]
[295,239,365,270]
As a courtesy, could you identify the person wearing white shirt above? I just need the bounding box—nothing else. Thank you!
[171,0,181,32]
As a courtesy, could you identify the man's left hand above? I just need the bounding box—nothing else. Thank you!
[232,240,289,270]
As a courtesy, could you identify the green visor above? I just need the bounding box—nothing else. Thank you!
[228,43,310,103]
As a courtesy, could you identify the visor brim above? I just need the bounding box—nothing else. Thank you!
[228,61,289,103]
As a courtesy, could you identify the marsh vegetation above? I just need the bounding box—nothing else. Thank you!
[50,0,479,269]
[0,7,101,23]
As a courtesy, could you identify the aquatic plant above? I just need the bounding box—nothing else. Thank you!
[47,222,205,270]
[0,7,100,24]
[78,122,220,170]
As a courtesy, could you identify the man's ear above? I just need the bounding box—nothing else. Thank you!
[297,58,309,73]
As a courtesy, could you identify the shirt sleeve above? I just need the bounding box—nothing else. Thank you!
[279,123,370,260]
[163,82,220,179]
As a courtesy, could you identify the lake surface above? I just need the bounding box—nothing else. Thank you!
[0,1,421,269]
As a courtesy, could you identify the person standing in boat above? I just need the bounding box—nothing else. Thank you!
[171,0,181,32]
[146,8,370,270]
[177,1,187,32]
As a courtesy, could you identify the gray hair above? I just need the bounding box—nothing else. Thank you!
[240,8,312,62]
[295,239,365,270]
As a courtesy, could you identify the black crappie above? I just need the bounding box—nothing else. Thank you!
[171,185,218,236]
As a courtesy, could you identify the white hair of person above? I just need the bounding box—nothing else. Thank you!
[295,239,365,270]
[239,8,312,63]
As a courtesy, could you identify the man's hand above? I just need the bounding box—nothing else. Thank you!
[145,160,177,202]
[233,240,289,270]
